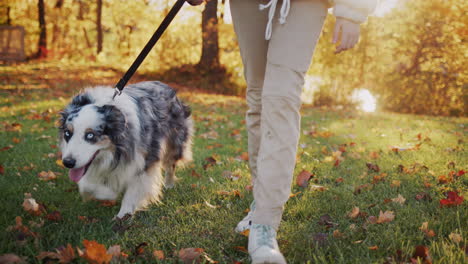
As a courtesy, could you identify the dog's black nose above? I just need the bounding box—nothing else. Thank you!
[62,158,76,168]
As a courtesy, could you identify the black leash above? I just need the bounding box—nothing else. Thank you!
[113,0,187,100]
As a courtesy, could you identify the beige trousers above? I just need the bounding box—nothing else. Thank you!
[231,0,327,229]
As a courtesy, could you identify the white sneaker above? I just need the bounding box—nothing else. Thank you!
[235,201,255,233]
[248,223,286,264]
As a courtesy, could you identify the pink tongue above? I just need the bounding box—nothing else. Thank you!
[69,167,86,182]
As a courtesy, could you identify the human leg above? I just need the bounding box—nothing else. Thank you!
[252,0,328,230]
[230,0,268,182]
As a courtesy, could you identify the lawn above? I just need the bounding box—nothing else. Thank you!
[0,62,466,263]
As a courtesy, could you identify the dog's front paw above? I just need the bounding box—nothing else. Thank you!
[113,213,133,221]
[164,176,178,189]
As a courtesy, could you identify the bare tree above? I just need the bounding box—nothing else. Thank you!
[36,0,47,58]
[198,0,219,69]
[96,0,103,54]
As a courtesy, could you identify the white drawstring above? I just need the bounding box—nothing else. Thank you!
[259,0,291,40]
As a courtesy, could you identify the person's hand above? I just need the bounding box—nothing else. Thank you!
[332,17,360,54]
[186,0,204,6]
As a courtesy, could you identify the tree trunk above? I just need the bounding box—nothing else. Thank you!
[96,0,103,54]
[198,0,219,69]
[37,0,47,58]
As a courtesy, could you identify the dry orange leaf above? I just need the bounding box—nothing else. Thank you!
[240,229,250,237]
[419,222,436,237]
[56,159,64,168]
[348,207,360,219]
[289,191,302,198]
[0,165,4,175]
[368,245,379,250]
[369,151,380,159]
[376,210,395,224]
[448,233,462,244]
[333,229,344,238]
[296,170,313,187]
[234,246,248,253]
[239,152,249,161]
[153,250,165,260]
[37,171,57,181]
[177,248,204,264]
[390,180,401,187]
[12,137,21,144]
[82,240,112,264]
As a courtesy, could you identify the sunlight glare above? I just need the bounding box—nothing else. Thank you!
[352,89,377,112]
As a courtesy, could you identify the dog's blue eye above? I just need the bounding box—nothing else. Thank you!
[86,132,94,140]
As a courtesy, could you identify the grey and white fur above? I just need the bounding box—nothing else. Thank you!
[58,81,192,218]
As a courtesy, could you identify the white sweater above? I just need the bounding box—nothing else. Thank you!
[330,0,379,23]
[261,0,379,40]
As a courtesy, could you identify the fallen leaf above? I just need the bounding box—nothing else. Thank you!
[369,151,380,159]
[438,174,452,184]
[0,145,13,152]
[203,156,217,170]
[415,192,432,201]
[37,252,60,262]
[37,171,57,181]
[12,137,21,144]
[368,245,379,250]
[0,165,4,175]
[77,216,99,224]
[367,216,378,224]
[153,250,165,260]
[107,245,127,261]
[233,246,247,253]
[177,248,204,264]
[333,229,344,238]
[45,211,62,222]
[390,180,401,187]
[354,184,372,195]
[22,195,39,214]
[56,159,64,168]
[439,191,464,207]
[392,194,406,205]
[56,244,76,263]
[376,210,395,224]
[98,200,117,207]
[310,185,327,191]
[133,242,148,256]
[449,233,462,244]
[318,214,338,228]
[411,245,432,264]
[296,170,314,188]
[191,170,201,178]
[419,222,436,238]
[82,240,112,264]
[348,207,360,219]
[0,254,25,264]
[366,162,380,172]
[335,177,344,183]
[289,191,302,198]
[238,152,249,161]
[240,229,250,237]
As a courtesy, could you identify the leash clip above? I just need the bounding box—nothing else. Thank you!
[112,87,122,100]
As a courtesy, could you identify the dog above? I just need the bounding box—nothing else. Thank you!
[58,81,192,218]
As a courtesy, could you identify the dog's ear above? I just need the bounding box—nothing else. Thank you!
[71,92,94,108]
[98,105,135,163]
[59,92,94,129]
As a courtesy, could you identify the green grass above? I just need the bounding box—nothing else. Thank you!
[0,64,467,263]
